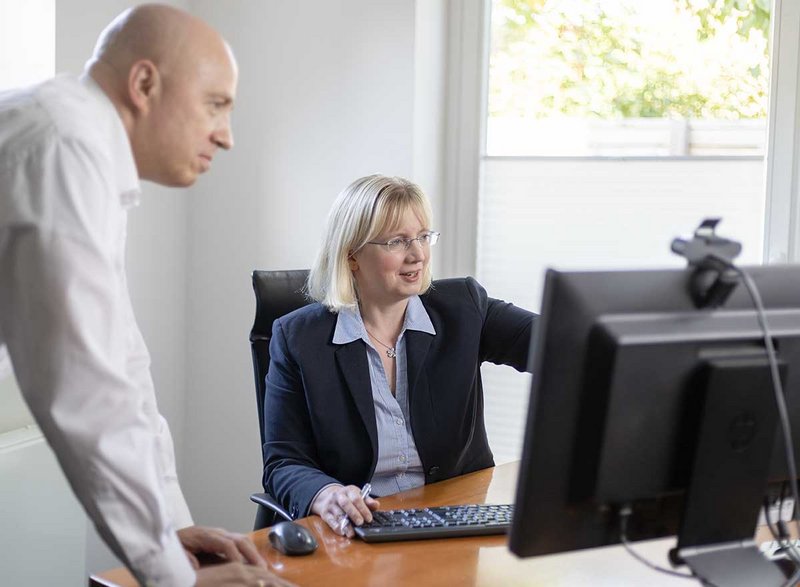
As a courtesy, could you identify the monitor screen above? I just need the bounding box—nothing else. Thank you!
[509,265,800,582]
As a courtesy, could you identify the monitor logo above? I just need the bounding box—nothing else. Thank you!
[728,412,757,452]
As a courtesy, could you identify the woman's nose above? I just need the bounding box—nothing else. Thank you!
[406,239,425,259]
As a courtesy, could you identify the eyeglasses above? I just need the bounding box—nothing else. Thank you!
[366,231,440,253]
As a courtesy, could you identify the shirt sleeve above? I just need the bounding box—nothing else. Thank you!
[123,306,194,529]
[263,318,343,518]
[464,277,538,372]
[0,139,195,586]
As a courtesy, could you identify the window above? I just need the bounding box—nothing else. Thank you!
[488,0,769,157]
[0,0,55,91]
[477,0,775,464]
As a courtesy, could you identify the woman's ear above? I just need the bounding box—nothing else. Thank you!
[347,252,359,271]
[128,59,160,115]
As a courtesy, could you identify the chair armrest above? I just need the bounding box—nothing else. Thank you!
[250,492,293,522]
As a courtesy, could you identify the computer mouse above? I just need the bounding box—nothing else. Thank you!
[268,521,318,556]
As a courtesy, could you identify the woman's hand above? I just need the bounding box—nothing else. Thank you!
[310,484,380,537]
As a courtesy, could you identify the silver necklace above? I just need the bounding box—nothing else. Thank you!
[365,328,397,359]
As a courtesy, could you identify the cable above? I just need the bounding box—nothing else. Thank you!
[729,267,800,533]
[763,498,800,566]
[781,481,789,513]
[723,263,800,587]
[780,481,793,542]
[775,483,800,565]
[671,227,800,584]
[765,498,783,543]
[618,506,698,581]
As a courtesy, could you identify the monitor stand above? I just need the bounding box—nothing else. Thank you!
[670,357,791,586]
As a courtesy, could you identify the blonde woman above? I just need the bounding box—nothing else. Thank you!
[263,174,537,536]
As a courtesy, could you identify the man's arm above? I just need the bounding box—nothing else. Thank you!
[122,302,194,529]
[0,138,195,585]
[0,227,197,586]
[0,226,199,585]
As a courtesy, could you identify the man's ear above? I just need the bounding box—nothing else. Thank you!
[128,59,160,115]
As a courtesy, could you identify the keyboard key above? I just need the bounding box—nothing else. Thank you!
[354,504,513,543]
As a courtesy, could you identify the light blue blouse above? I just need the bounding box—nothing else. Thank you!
[332,296,436,496]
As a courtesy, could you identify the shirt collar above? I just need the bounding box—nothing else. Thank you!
[332,306,365,345]
[404,295,436,335]
[332,295,436,345]
[80,75,141,209]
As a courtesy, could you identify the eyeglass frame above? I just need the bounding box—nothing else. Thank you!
[364,230,441,253]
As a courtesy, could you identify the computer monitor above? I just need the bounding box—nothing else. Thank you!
[509,265,800,584]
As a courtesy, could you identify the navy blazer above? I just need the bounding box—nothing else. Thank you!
[262,277,536,519]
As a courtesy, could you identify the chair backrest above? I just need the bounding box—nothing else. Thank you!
[250,269,311,450]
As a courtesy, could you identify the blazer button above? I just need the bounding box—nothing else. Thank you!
[291,505,299,519]
[428,466,439,476]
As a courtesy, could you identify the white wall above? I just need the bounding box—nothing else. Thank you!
[42,0,448,575]
[0,428,86,585]
[181,0,421,531]
[413,0,448,226]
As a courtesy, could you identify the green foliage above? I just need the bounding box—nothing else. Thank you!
[681,0,771,41]
[490,0,769,120]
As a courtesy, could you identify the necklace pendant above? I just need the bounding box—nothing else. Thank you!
[386,348,397,359]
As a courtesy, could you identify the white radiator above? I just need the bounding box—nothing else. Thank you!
[0,425,86,585]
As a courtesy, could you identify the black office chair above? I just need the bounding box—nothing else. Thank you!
[248,269,311,530]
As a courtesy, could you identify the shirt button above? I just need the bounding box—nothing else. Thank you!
[398,472,405,478]
[395,417,403,426]
[399,454,407,463]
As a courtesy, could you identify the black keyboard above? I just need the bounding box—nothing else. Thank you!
[354,503,513,543]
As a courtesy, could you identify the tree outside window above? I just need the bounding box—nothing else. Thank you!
[488,0,770,156]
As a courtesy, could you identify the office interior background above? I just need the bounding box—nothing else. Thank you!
[1,0,800,582]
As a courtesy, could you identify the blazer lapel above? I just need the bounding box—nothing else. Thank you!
[335,342,379,462]
[405,329,433,405]
[405,329,437,468]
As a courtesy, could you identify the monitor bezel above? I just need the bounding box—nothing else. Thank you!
[509,265,800,558]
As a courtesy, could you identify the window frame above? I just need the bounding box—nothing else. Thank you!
[764,0,800,263]
[439,0,799,278]
[438,0,489,278]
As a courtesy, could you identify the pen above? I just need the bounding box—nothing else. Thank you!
[338,482,372,534]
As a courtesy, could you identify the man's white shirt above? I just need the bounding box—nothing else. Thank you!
[0,75,195,586]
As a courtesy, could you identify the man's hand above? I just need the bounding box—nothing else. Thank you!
[178,526,266,569]
[310,484,380,538]
[195,562,295,586]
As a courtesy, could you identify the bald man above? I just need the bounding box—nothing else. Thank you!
[0,5,291,587]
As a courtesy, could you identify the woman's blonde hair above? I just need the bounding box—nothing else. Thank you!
[308,174,434,311]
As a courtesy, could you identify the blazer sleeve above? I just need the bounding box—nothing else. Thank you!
[262,318,341,518]
[465,276,537,372]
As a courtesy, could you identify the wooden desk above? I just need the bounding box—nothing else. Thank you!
[91,462,747,586]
